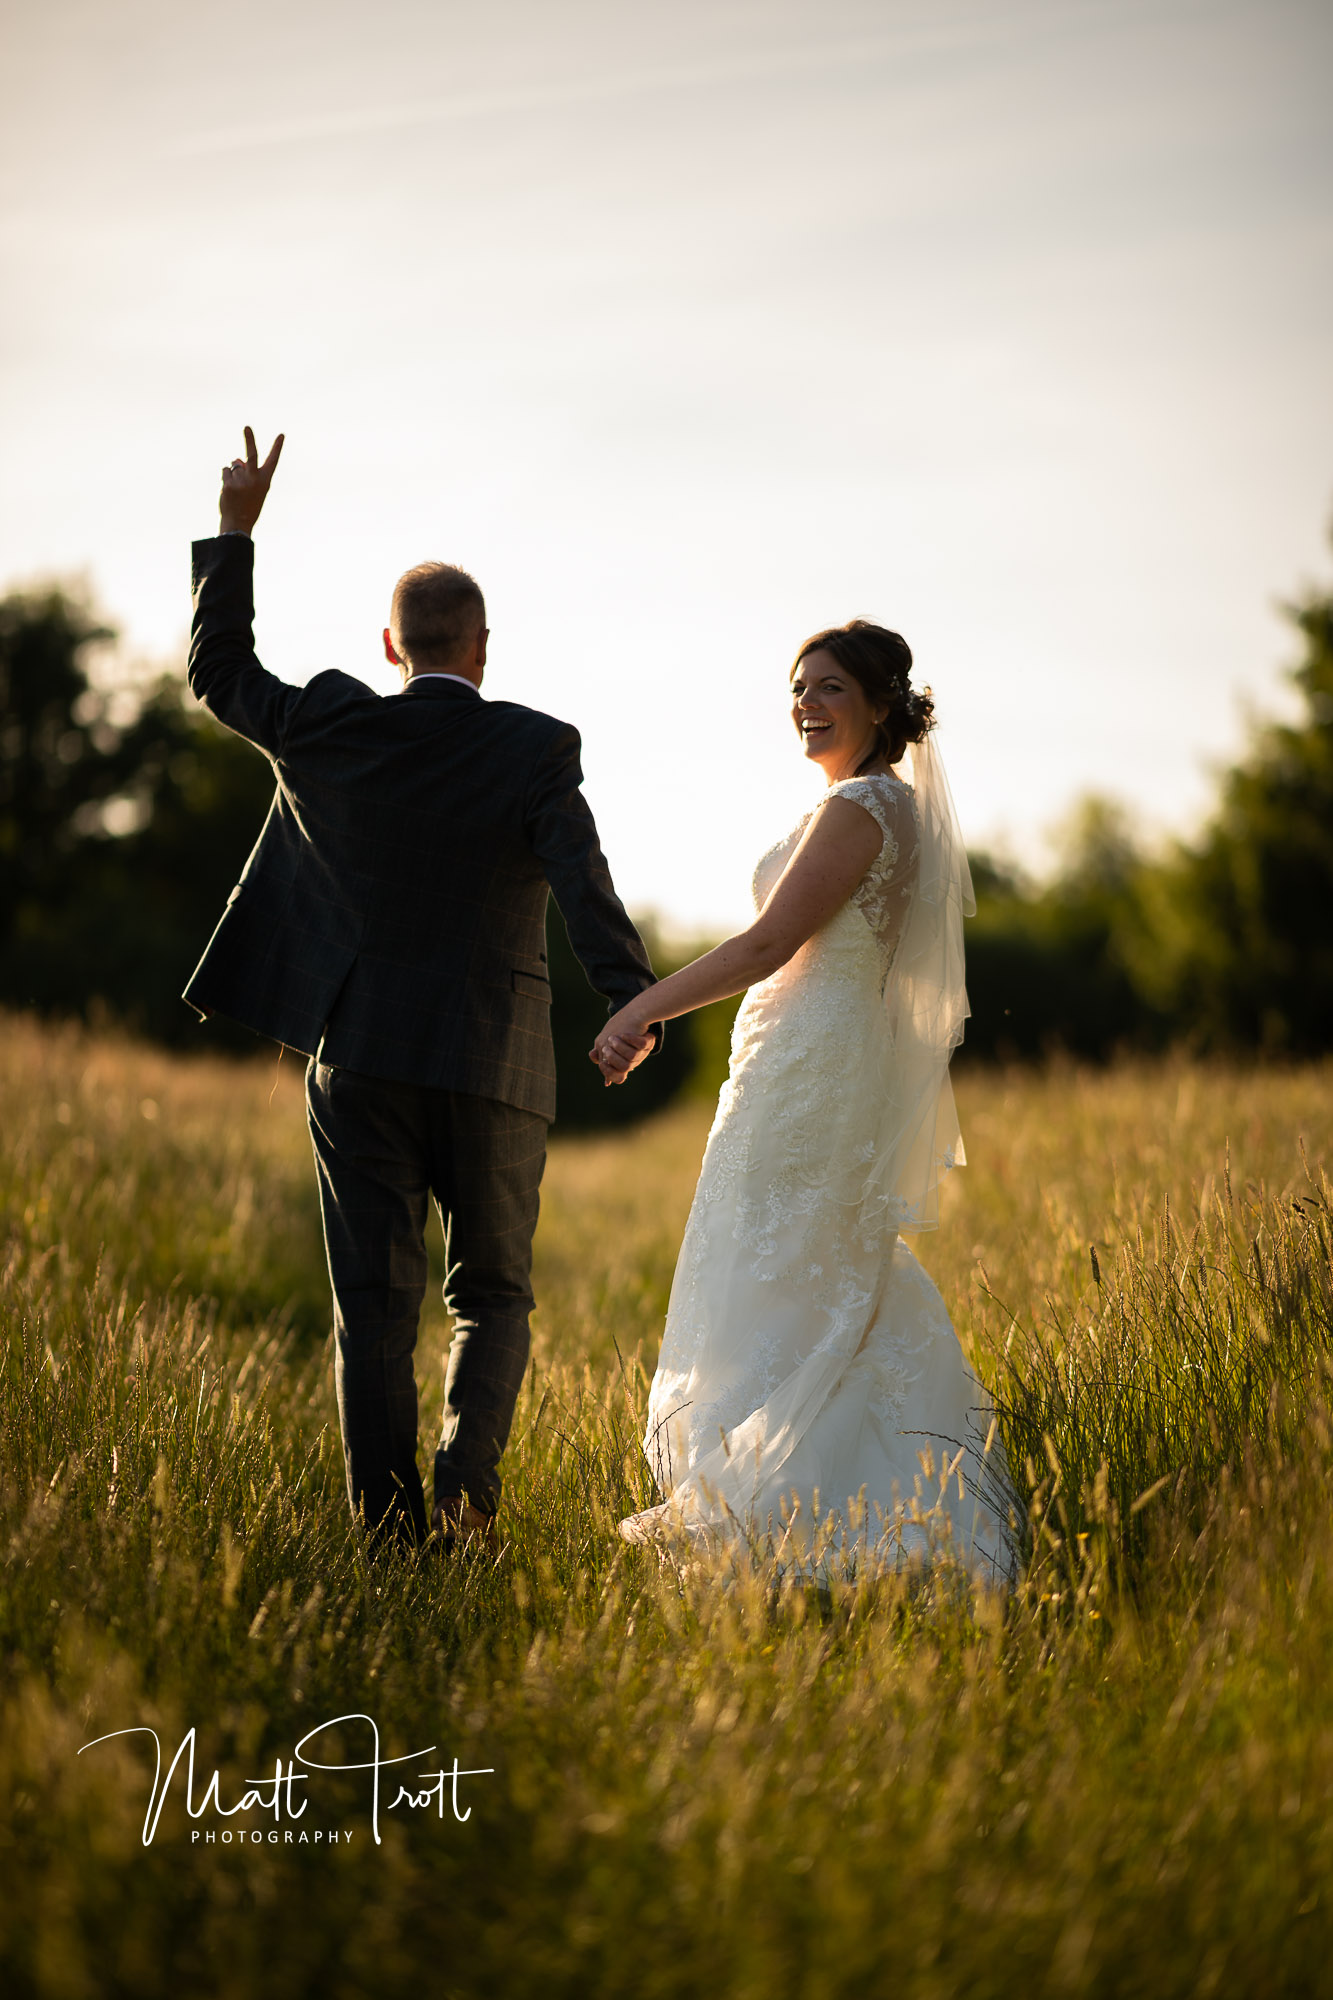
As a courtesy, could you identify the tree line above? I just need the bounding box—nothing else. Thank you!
[962,552,1332,1060]
[1,543,1329,1126]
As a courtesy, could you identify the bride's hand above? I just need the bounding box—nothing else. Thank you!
[591,1032,654,1086]
[590,1004,656,1086]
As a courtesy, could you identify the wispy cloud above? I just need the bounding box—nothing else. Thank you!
[159,6,1096,160]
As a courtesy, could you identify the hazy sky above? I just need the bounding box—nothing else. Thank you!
[2,0,1330,930]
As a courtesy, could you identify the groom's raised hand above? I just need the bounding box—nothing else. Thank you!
[218,426,285,536]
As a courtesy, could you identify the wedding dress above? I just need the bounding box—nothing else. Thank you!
[621,740,1017,1584]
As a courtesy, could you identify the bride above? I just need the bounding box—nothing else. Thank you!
[591,621,1017,1584]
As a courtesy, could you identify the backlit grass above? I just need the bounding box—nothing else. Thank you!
[2,1012,1332,1997]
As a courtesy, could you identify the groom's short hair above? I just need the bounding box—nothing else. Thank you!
[391,563,486,669]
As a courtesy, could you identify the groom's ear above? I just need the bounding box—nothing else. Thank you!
[383,627,404,669]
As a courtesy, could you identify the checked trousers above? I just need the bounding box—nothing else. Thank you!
[306,1061,547,1547]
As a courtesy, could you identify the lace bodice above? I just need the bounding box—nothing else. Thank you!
[751,772,921,984]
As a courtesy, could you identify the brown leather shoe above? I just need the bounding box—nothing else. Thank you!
[431,1497,499,1557]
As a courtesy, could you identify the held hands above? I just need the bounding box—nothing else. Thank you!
[219,426,285,536]
[590,1005,657,1088]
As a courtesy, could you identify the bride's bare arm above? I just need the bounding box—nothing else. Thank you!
[591,796,882,1075]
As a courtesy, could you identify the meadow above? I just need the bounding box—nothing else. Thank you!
[2,1009,1332,1998]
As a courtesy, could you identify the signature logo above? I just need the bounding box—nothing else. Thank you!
[79,1713,493,1847]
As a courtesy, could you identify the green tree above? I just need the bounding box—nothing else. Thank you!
[0,584,274,1042]
[1,583,141,934]
[1128,552,1333,1051]
[963,800,1161,1060]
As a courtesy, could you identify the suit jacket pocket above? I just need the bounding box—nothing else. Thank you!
[511,969,552,1003]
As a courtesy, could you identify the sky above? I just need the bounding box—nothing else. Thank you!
[2,0,1330,932]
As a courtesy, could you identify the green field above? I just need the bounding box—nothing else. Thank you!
[2,1011,1332,1997]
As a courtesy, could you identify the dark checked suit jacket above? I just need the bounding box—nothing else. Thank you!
[182,536,656,1121]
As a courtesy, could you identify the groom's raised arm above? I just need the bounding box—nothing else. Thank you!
[525,724,662,1046]
[188,535,304,757]
[188,425,300,757]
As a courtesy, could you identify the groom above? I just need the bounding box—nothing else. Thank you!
[184,429,658,1552]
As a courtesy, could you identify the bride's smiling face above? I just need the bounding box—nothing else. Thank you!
[790,650,886,779]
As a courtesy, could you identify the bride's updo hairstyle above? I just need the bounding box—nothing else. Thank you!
[793,619,935,771]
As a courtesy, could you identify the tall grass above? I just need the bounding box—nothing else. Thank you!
[2,1013,1332,1997]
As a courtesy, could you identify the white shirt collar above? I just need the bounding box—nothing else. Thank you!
[406,672,479,692]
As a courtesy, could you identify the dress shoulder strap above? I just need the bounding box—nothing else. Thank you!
[826,772,912,849]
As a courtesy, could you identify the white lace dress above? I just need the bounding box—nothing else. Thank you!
[622,771,1016,1583]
